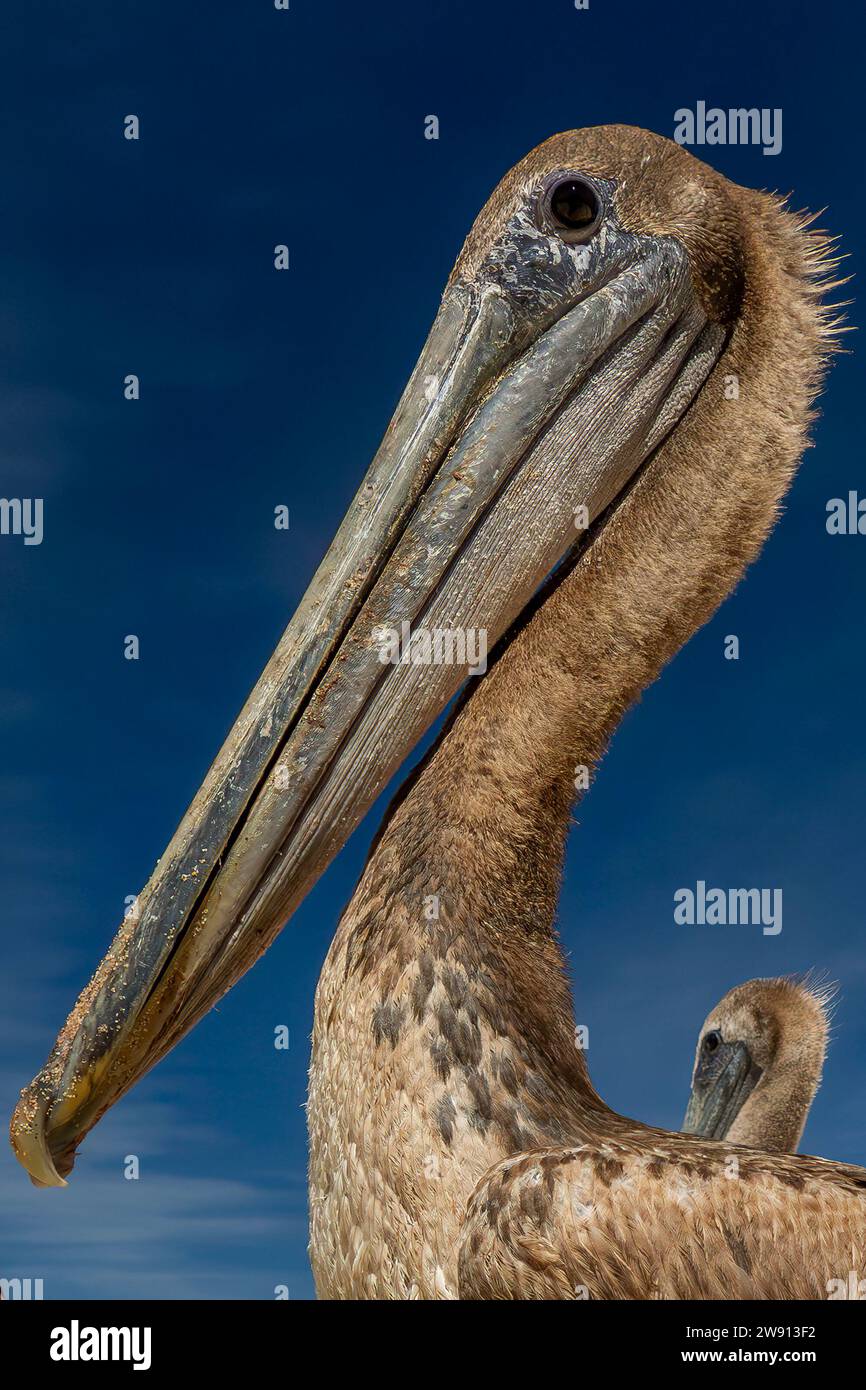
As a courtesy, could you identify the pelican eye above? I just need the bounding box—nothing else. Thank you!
[703,1030,722,1054]
[545,176,603,241]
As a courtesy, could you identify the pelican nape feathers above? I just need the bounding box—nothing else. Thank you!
[682,977,833,1153]
[11,124,862,1300]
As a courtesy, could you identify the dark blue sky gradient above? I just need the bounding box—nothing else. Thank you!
[1,0,863,1299]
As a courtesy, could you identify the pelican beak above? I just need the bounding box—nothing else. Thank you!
[681,1041,762,1141]
[11,177,727,1186]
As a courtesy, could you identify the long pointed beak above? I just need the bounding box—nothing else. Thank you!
[681,1041,761,1141]
[12,207,726,1186]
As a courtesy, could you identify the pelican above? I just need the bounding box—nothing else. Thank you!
[11,125,864,1300]
[681,977,832,1153]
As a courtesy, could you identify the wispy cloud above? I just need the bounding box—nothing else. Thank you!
[0,1078,310,1300]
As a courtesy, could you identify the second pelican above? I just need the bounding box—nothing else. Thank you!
[682,977,833,1152]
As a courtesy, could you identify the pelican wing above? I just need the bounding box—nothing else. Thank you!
[458,1141,866,1299]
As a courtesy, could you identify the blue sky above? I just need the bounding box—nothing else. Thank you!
[1,0,863,1299]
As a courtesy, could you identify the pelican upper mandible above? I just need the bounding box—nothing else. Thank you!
[11,125,862,1300]
[682,977,833,1153]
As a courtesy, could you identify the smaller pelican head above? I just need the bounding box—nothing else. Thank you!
[681,976,833,1152]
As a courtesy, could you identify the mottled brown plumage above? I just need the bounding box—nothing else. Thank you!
[307,125,863,1299]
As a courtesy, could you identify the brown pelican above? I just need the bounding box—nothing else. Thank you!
[11,125,864,1299]
[682,977,832,1153]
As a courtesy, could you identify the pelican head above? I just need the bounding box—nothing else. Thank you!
[682,977,833,1151]
[11,125,835,1186]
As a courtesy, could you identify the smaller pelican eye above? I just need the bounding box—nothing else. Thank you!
[703,1030,722,1054]
[546,176,602,239]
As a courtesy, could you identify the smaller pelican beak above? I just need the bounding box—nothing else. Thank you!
[682,1041,762,1141]
[12,192,728,1187]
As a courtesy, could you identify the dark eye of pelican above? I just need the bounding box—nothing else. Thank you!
[546,177,602,239]
[703,1030,722,1054]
